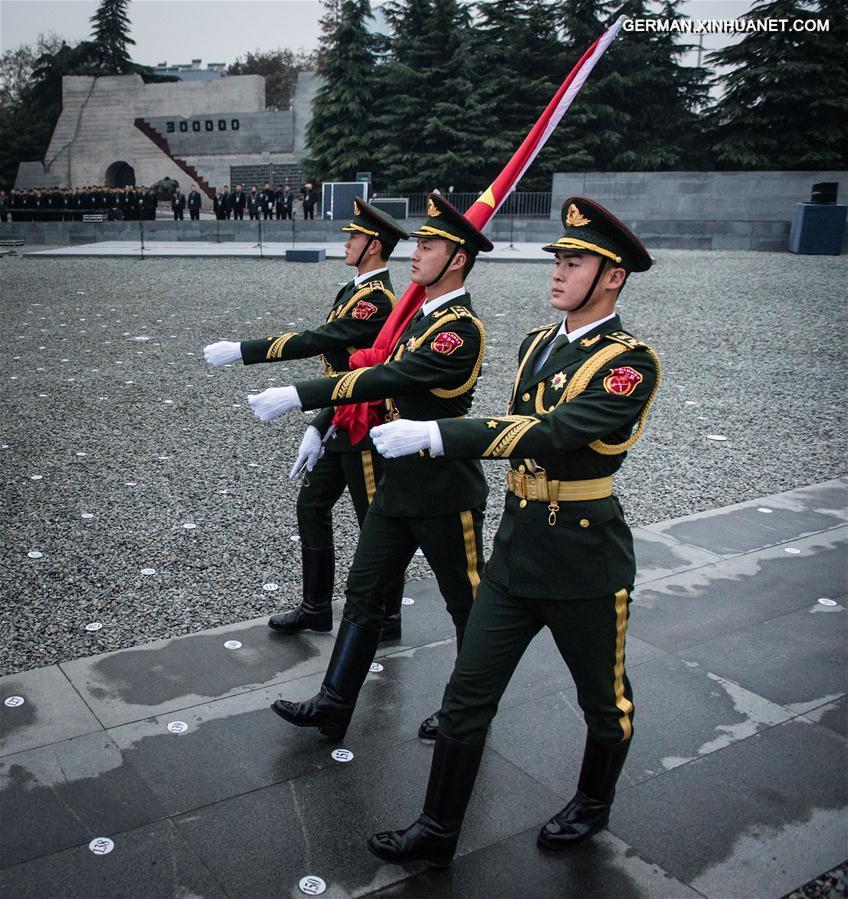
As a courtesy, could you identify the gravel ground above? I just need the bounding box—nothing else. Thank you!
[1,248,846,678]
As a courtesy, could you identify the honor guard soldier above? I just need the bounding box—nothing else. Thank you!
[247,194,493,741]
[367,197,661,866]
[204,199,410,643]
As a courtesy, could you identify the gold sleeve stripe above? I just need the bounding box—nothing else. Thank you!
[361,451,377,503]
[266,333,297,361]
[613,588,634,742]
[460,510,481,601]
[330,367,369,401]
[482,415,541,458]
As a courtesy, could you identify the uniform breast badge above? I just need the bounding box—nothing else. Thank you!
[550,371,567,390]
[603,366,643,396]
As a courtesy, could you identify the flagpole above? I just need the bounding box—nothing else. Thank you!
[336,17,627,444]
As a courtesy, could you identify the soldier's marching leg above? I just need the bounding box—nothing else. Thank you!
[341,449,405,642]
[271,617,381,740]
[268,452,347,633]
[272,498,417,737]
[368,731,485,867]
[412,508,486,739]
[368,577,540,865]
[537,588,634,848]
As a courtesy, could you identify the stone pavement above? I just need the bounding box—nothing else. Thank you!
[24,239,548,262]
[1,480,846,898]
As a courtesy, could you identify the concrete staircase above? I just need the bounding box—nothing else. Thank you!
[133,118,215,198]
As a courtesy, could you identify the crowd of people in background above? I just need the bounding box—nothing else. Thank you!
[0,181,320,224]
[0,186,159,221]
[210,182,318,221]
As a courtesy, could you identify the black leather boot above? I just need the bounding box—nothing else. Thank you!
[538,733,630,849]
[378,613,402,642]
[268,546,334,633]
[378,574,405,642]
[271,617,380,740]
[368,732,485,867]
[418,626,464,739]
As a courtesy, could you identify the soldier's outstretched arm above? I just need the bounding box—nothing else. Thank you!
[203,286,395,368]
[248,316,483,421]
[372,349,657,460]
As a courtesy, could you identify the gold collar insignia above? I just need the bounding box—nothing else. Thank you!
[579,334,601,347]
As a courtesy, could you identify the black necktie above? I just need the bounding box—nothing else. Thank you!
[412,309,426,326]
[550,334,569,354]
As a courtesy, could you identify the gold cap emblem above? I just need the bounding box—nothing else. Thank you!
[353,198,361,215]
[427,198,441,217]
[566,203,591,227]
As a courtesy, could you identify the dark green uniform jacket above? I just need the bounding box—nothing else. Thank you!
[437,314,660,600]
[295,293,489,518]
[240,275,397,452]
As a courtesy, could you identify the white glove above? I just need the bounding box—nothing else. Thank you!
[204,340,242,367]
[370,419,433,459]
[248,385,302,421]
[289,426,324,478]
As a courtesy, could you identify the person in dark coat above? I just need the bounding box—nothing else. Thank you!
[247,185,261,220]
[301,182,317,220]
[281,183,295,220]
[231,184,245,220]
[172,187,186,220]
[188,184,202,221]
[222,185,231,220]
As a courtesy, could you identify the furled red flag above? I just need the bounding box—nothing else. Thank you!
[335,17,626,444]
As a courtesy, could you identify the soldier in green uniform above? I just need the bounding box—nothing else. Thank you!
[366,196,661,866]
[203,199,408,641]
[247,193,493,741]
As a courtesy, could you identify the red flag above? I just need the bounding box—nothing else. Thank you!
[335,17,626,444]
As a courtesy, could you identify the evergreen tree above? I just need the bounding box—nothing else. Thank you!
[0,40,101,188]
[471,0,567,190]
[89,0,136,74]
[304,0,382,183]
[706,0,847,169]
[372,0,492,194]
[553,0,710,171]
[229,49,315,111]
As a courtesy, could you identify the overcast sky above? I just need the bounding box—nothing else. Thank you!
[2,0,758,65]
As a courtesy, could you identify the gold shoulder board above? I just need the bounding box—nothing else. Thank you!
[606,330,647,350]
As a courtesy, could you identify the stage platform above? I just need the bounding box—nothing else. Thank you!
[23,240,548,262]
[1,480,846,898]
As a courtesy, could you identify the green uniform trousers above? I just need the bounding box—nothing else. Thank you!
[440,573,635,745]
[296,448,403,617]
[342,491,485,636]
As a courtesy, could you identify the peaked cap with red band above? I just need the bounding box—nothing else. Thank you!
[543,196,652,273]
